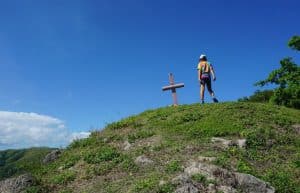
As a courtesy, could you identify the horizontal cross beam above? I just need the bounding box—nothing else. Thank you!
[162,73,185,106]
[162,83,184,91]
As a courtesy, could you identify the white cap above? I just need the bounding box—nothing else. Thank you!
[199,54,206,59]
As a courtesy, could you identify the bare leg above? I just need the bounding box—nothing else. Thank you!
[200,84,205,103]
[207,80,218,103]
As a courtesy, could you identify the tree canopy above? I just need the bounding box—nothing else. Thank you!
[254,36,300,109]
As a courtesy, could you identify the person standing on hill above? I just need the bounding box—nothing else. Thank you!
[197,54,219,104]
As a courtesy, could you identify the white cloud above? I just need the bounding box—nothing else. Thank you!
[69,132,91,142]
[0,111,90,150]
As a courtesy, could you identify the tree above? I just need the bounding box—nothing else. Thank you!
[288,36,300,51]
[255,36,300,109]
[238,90,274,103]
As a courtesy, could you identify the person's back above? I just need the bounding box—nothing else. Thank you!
[198,60,211,78]
[197,54,218,104]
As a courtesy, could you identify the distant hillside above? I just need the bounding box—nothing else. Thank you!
[3,102,300,193]
[0,147,53,180]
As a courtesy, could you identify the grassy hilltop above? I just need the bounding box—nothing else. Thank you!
[17,102,300,193]
[0,147,52,180]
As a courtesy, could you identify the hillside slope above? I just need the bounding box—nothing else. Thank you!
[23,103,300,193]
[0,148,52,180]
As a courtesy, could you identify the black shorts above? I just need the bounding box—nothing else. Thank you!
[201,77,213,93]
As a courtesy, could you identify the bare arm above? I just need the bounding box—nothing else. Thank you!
[210,66,216,80]
[198,69,202,81]
[198,63,202,81]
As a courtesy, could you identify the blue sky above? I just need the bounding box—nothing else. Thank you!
[0,0,299,149]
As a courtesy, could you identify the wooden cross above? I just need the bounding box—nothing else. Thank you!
[162,73,184,106]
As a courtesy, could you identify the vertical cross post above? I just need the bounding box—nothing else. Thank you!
[162,73,184,106]
[169,73,178,106]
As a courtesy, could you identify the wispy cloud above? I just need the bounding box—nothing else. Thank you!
[0,111,90,150]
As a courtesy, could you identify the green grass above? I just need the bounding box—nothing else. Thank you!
[2,102,299,193]
[83,146,120,164]
[128,130,155,143]
[191,173,215,187]
[0,147,53,180]
[50,171,76,185]
[165,160,182,173]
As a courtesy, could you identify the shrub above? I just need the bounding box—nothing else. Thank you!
[92,163,115,176]
[133,177,157,193]
[106,117,139,130]
[214,154,231,169]
[238,90,274,103]
[128,130,155,143]
[237,160,253,174]
[24,186,42,193]
[191,174,215,187]
[119,155,137,172]
[62,155,80,169]
[165,160,181,173]
[246,128,275,149]
[264,170,298,193]
[157,183,175,193]
[50,171,76,185]
[83,146,120,164]
[69,137,101,149]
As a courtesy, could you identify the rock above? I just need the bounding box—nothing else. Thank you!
[182,159,274,193]
[174,158,274,193]
[43,149,61,164]
[292,124,300,134]
[217,185,237,193]
[211,137,232,148]
[175,183,199,193]
[0,174,35,193]
[184,161,218,180]
[198,156,216,162]
[172,174,190,185]
[211,137,247,149]
[212,167,237,187]
[159,180,166,186]
[236,139,247,148]
[235,173,275,193]
[207,183,217,193]
[134,155,153,166]
[123,140,131,151]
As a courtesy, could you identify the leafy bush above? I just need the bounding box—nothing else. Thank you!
[238,90,274,103]
[69,137,101,149]
[157,183,175,193]
[24,186,43,193]
[106,121,129,130]
[106,117,140,130]
[91,163,115,176]
[214,154,231,169]
[191,174,215,187]
[237,160,253,174]
[62,155,80,169]
[165,160,181,173]
[264,170,298,193]
[133,177,158,193]
[83,146,120,164]
[128,130,155,143]
[246,128,275,149]
[119,155,137,172]
[50,171,76,185]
